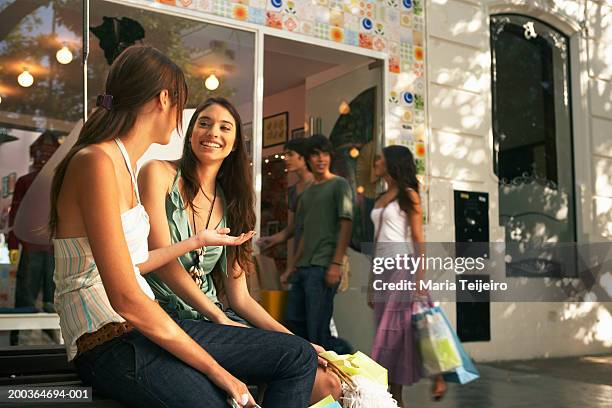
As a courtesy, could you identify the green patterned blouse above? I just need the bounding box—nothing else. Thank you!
[145,168,228,320]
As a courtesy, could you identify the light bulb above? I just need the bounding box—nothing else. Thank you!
[56,46,73,64]
[205,74,219,91]
[349,147,360,158]
[339,100,350,115]
[18,69,34,87]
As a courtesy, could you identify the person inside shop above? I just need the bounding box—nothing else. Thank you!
[138,97,342,404]
[50,45,317,408]
[9,131,60,345]
[256,138,314,286]
[284,134,354,355]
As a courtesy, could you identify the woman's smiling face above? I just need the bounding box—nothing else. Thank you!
[190,103,236,163]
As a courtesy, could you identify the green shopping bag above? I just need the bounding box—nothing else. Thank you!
[412,303,461,376]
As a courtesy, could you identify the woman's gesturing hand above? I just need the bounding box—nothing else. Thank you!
[195,227,255,247]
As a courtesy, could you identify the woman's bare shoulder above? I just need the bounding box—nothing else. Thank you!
[69,144,115,177]
[140,159,176,179]
[138,160,178,195]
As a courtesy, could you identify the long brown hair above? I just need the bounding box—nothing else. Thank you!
[49,45,187,235]
[179,98,255,275]
[382,145,420,214]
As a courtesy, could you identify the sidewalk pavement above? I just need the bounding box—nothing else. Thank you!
[403,354,612,408]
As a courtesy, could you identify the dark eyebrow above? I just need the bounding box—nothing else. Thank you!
[200,116,234,126]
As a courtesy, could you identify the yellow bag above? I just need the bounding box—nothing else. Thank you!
[320,350,388,388]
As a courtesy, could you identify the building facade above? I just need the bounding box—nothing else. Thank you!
[0,0,610,360]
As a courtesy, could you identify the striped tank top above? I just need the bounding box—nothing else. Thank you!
[53,139,154,361]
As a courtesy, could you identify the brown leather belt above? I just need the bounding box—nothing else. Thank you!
[76,321,134,356]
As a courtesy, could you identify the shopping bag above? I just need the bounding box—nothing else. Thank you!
[439,311,480,384]
[319,352,399,408]
[309,395,341,408]
[319,351,388,388]
[412,303,461,376]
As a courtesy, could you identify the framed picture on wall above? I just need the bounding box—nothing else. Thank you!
[263,112,288,148]
[291,127,305,140]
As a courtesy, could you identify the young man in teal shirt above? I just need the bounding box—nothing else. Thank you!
[285,134,353,354]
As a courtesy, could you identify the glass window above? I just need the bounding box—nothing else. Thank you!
[0,0,83,346]
[88,0,255,122]
[491,14,577,277]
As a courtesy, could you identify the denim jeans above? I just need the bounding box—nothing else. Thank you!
[74,317,317,407]
[14,250,55,307]
[284,266,352,355]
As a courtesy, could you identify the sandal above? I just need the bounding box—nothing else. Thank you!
[431,376,447,401]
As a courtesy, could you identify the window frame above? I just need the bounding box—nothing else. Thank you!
[490,13,579,244]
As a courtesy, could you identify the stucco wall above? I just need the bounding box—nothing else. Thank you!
[425,0,612,360]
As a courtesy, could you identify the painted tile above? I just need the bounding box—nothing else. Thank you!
[359,32,373,48]
[249,6,265,23]
[330,26,344,42]
[266,10,283,28]
[233,4,249,20]
[283,14,299,31]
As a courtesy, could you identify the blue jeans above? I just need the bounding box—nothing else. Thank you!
[284,266,352,354]
[74,317,317,407]
[14,250,55,307]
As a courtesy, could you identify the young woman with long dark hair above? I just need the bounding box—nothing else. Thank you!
[138,97,342,405]
[368,145,446,407]
[51,47,317,408]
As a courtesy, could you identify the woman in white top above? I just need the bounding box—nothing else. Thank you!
[368,145,446,406]
[50,45,317,408]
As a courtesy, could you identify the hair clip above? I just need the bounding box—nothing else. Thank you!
[96,94,114,110]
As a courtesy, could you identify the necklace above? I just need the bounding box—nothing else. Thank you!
[199,185,215,203]
[188,184,217,287]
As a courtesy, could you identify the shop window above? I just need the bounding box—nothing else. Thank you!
[88,0,255,118]
[491,14,577,277]
[0,0,83,346]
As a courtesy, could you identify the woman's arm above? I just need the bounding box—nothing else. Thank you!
[137,236,202,274]
[224,251,291,334]
[73,150,254,405]
[406,189,426,289]
[224,252,329,366]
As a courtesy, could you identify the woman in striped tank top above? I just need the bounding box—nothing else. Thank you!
[50,46,317,408]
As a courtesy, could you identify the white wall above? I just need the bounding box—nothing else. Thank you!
[424,0,612,361]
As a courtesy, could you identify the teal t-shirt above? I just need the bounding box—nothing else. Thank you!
[296,176,353,268]
[145,169,228,320]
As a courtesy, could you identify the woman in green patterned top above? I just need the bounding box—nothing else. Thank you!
[138,97,341,404]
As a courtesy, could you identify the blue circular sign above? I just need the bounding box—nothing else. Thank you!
[403,0,413,9]
[403,92,414,104]
[361,18,373,31]
[270,0,282,9]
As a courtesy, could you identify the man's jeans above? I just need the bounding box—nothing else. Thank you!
[285,266,352,354]
[74,317,317,408]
